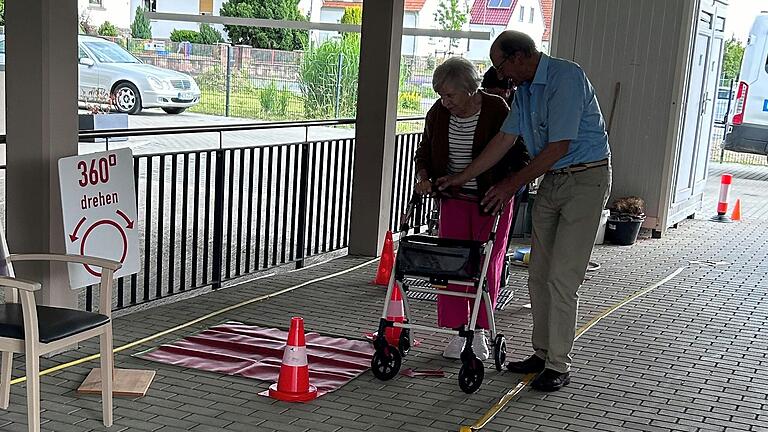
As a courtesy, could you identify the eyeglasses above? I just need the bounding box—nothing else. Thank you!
[493,55,510,72]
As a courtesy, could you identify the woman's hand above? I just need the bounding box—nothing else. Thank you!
[436,173,467,191]
[415,179,433,195]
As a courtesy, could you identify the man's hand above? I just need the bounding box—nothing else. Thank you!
[482,176,521,214]
[436,174,467,191]
[414,179,433,195]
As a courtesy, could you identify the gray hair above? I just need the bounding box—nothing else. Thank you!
[493,30,537,58]
[432,57,482,94]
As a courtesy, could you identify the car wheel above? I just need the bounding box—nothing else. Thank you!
[162,107,187,114]
[112,82,142,115]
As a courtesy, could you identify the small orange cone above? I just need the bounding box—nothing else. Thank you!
[268,317,318,402]
[731,199,741,222]
[384,283,405,347]
[370,230,395,286]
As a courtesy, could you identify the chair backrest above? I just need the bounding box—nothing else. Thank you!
[0,225,18,304]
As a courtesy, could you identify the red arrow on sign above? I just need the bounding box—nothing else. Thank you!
[400,368,445,378]
[116,209,134,229]
[69,217,87,242]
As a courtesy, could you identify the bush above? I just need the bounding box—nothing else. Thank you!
[399,91,421,111]
[199,24,224,44]
[97,21,119,37]
[170,29,200,43]
[131,7,152,39]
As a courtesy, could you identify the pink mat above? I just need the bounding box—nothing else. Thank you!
[139,321,373,397]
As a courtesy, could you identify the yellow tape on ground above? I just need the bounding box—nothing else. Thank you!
[10,257,379,386]
[460,266,686,431]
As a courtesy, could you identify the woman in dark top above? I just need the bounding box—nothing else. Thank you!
[414,57,529,360]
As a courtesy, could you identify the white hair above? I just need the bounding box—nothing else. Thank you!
[432,57,482,94]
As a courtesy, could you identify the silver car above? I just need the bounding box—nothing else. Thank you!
[78,35,201,114]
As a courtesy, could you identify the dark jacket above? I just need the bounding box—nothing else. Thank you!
[414,91,530,196]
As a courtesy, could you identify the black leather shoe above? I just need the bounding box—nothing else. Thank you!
[506,354,545,373]
[531,369,570,392]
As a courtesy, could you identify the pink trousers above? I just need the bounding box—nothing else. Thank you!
[437,197,513,329]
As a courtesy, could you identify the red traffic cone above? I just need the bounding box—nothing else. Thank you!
[385,283,405,347]
[268,317,318,402]
[731,199,741,222]
[370,230,395,286]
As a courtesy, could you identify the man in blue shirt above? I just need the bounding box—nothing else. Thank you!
[439,30,612,391]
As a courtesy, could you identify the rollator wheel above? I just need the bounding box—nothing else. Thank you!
[493,334,507,372]
[458,357,485,394]
[371,346,401,381]
[501,256,511,287]
[398,328,411,357]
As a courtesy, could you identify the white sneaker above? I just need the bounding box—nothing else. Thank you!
[472,330,489,361]
[442,335,465,359]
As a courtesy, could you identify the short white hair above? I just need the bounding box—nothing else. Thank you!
[432,57,482,94]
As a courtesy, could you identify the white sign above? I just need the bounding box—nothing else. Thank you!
[59,148,140,288]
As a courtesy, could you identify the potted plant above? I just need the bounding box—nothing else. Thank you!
[605,196,646,245]
[78,87,129,143]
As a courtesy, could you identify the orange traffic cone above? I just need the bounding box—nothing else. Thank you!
[268,317,318,402]
[370,230,395,286]
[731,199,741,222]
[384,283,405,347]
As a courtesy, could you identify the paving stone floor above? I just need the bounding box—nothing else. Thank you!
[1,162,767,431]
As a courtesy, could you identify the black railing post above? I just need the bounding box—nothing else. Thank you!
[295,143,310,269]
[211,149,226,288]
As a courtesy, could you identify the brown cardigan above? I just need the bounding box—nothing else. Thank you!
[414,91,529,196]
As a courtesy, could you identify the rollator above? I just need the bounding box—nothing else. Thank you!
[371,190,506,394]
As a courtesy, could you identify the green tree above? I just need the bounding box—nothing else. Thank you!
[97,21,119,37]
[1,0,6,26]
[220,0,307,50]
[340,6,362,43]
[199,23,224,44]
[722,37,744,81]
[131,6,152,39]
[434,0,468,53]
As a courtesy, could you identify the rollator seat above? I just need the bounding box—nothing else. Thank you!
[395,235,485,280]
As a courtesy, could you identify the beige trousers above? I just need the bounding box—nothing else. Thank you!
[529,164,611,373]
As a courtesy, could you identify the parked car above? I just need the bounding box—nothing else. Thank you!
[723,13,768,155]
[0,34,201,114]
[78,35,201,114]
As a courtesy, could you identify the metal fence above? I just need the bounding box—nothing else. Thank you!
[63,119,425,311]
[106,37,440,121]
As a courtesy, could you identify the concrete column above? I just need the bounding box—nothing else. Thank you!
[348,0,405,256]
[6,0,79,308]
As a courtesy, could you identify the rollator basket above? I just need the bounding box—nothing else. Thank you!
[395,235,484,280]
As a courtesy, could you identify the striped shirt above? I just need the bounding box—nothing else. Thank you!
[447,111,480,190]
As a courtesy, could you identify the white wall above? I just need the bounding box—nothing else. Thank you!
[466,24,502,60]
[79,0,131,31]
[128,0,226,41]
[508,0,544,45]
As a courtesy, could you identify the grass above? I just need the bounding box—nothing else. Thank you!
[190,87,431,123]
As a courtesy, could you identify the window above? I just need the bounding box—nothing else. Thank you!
[89,0,103,7]
[488,0,513,8]
[764,51,768,74]
[530,7,535,23]
[519,6,525,22]
[199,0,213,15]
[78,47,89,60]
[142,0,157,12]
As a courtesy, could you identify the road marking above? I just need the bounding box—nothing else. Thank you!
[461,266,687,431]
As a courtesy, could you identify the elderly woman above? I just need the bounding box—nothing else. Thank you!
[414,57,529,360]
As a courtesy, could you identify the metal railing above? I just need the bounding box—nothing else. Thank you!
[0,118,426,311]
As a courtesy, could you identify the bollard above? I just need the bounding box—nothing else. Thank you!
[711,173,733,223]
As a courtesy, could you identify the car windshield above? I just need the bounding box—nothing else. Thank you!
[83,41,139,64]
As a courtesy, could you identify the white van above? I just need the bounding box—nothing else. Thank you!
[724,12,768,155]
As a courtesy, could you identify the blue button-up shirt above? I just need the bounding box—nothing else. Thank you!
[501,53,610,170]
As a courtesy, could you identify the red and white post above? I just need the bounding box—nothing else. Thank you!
[711,173,733,223]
